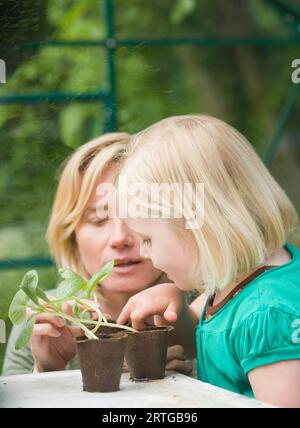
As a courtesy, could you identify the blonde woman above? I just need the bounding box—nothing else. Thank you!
[116,115,300,407]
[3,132,191,376]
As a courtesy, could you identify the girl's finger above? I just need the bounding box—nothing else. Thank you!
[163,301,180,323]
[116,303,131,326]
[130,313,149,330]
[33,323,61,338]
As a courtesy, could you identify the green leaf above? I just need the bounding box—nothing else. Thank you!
[15,317,36,350]
[73,302,81,317]
[86,260,114,299]
[80,310,91,321]
[56,268,85,300]
[19,270,39,304]
[171,0,196,24]
[36,287,50,304]
[8,290,29,325]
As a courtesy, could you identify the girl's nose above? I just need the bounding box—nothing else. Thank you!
[108,219,135,249]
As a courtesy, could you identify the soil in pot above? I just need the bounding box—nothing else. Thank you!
[76,331,128,392]
[125,325,174,381]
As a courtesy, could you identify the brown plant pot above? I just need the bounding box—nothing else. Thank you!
[125,325,174,381]
[76,331,128,393]
[95,322,123,335]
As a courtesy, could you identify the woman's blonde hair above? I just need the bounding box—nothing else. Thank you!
[47,132,130,278]
[122,114,299,295]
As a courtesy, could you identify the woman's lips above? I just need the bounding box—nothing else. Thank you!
[113,260,142,273]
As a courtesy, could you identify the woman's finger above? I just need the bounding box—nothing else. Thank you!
[34,313,65,328]
[33,323,61,338]
[166,345,186,362]
[68,326,83,337]
[166,359,194,376]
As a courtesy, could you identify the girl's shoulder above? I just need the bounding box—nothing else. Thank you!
[200,243,300,331]
[253,242,300,315]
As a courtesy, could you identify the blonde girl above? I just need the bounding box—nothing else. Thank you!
[117,115,300,407]
[3,132,190,376]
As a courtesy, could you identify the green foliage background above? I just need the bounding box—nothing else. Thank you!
[1,0,300,371]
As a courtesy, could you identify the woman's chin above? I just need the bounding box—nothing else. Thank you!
[101,281,149,295]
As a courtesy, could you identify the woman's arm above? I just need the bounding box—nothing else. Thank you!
[2,323,34,376]
[248,359,300,407]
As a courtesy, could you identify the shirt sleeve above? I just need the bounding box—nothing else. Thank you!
[231,307,300,375]
[1,323,34,376]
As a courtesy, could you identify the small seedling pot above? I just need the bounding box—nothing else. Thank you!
[125,325,174,381]
[76,331,128,392]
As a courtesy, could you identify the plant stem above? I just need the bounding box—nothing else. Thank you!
[41,308,98,340]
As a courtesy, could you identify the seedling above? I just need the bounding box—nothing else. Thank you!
[8,260,136,350]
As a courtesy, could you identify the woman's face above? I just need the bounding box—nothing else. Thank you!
[75,166,163,296]
[126,217,195,291]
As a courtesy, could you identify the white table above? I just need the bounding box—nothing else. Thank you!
[0,370,273,408]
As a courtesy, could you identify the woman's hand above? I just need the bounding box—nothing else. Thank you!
[117,283,184,330]
[166,345,194,377]
[28,301,100,373]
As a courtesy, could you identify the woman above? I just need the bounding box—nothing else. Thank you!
[2,132,191,376]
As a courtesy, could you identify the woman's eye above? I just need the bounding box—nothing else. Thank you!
[88,217,107,226]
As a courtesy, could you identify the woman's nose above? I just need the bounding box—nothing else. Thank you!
[108,220,134,249]
[140,243,150,259]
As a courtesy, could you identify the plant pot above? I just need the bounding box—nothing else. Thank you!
[125,325,174,381]
[95,322,123,335]
[76,331,128,392]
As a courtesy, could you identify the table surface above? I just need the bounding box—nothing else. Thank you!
[0,370,273,408]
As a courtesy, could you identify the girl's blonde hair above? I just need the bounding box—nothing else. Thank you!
[47,132,130,278]
[122,114,299,294]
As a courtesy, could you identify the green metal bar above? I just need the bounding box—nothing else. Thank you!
[0,91,108,104]
[0,258,54,270]
[264,83,300,166]
[103,0,117,132]
[15,36,300,49]
[117,36,300,47]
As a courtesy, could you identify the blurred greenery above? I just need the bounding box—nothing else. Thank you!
[1,0,300,372]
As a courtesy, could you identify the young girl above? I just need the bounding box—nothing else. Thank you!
[116,115,300,407]
[3,132,190,376]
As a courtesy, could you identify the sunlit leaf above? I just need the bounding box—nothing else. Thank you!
[15,317,36,350]
[19,270,39,304]
[8,290,29,325]
[86,260,114,299]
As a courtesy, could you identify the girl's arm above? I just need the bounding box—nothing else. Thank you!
[248,359,300,408]
[117,283,207,359]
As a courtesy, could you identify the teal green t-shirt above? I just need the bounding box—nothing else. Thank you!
[196,242,300,398]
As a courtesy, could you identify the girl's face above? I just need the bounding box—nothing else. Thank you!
[75,166,163,296]
[126,217,195,291]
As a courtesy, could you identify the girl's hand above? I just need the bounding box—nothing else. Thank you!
[28,301,100,373]
[166,345,194,377]
[117,283,184,330]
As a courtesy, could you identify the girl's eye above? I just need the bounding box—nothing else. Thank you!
[142,238,151,246]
